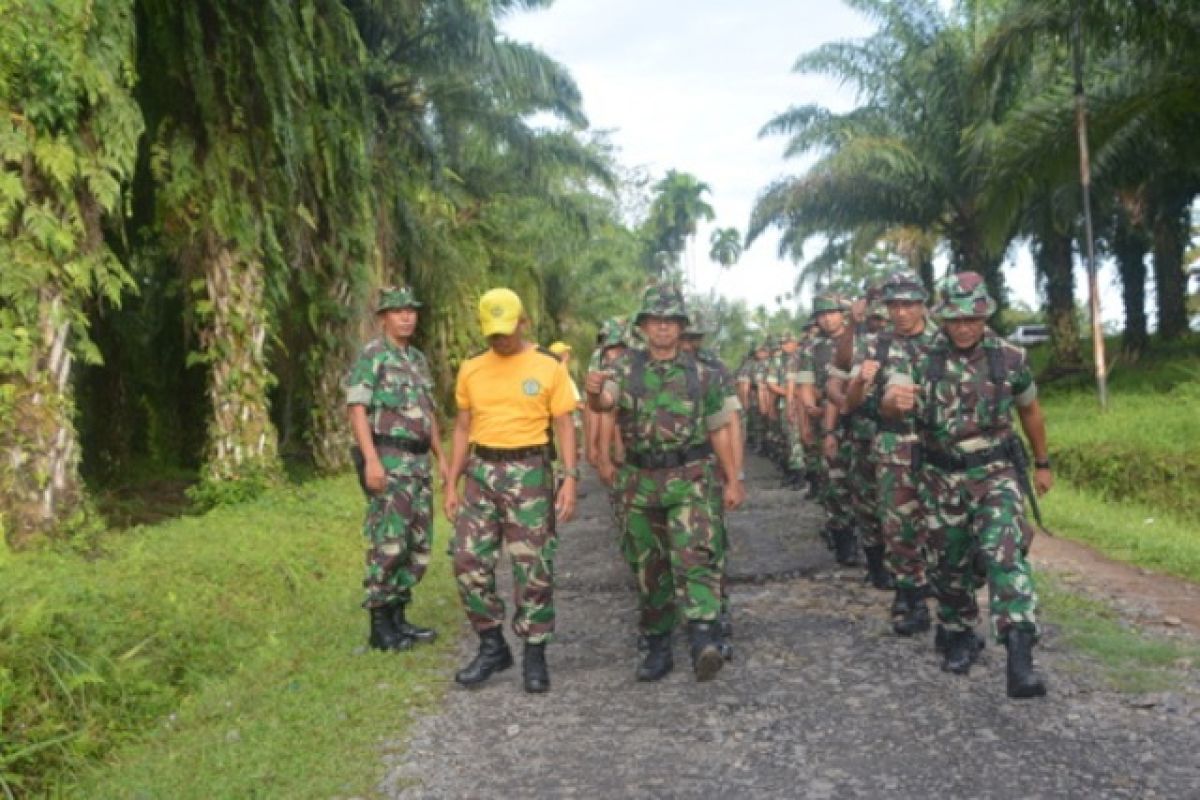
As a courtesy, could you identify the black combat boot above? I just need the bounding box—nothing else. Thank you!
[833,527,858,566]
[862,545,894,590]
[941,629,984,675]
[687,621,724,682]
[391,604,437,644]
[717,609,734,661]
[454,626,513,687]
[892,587,931,636]
[369,606,413,652]
[636,633,674,682]
[933,623,948,653]
[1005,629,1047,699]
[523,642,550,694]
[804,472,820,500]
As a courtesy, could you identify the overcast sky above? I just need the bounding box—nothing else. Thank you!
[502,0,1124,322]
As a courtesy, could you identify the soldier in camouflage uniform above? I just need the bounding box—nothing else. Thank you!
[796,290,856,562]
[587,285,745,683]
[745,339,771,454]
[344,286,446,652]
[590,322,633,575]
[680,312,743,656]
[444,288,579,693]
[882,272,1052,698]
[847,272,940,632]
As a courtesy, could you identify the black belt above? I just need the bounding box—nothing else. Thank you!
[922,442,1008,471]
[626,443,713,470]
[472,444,550,462]
[374,434,431,454]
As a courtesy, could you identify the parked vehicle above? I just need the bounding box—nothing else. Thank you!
[1009,324,1051,346]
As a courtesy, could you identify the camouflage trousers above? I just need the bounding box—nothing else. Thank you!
[362,454,433,609]
[847,435,881,547]
[876,437,931,590]
[920,463,1039,643]
[453,454,558,644]
[705,465,731,615]
[785,412,806,472]
[617,459,724,635]
[820,429,854,532]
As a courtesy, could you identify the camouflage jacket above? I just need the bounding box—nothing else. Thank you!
[794,332,840,401]
[852,323,938,445]
[604,349,729,457]
[905,329,1036,462]
[697,347,741,413]
[344,338,436,471]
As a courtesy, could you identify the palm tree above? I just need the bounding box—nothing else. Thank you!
[0,0,143,545]
[749,0,1024,310]
[645,169,715,275]
[709,227,742,269]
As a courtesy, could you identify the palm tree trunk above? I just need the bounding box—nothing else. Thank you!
[1151,197,1191,340]
[1112,213,1150,358]
[309,280,357,473]
[1,290,88,548]
[197,235,281,488]
[1033,229,1083,369]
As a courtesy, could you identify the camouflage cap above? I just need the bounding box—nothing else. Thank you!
[600,323,627,350]
[863,274,887,302]
[755,338,770,352]
[933,271,996,319]
[779,329,799,344]
[596,316,624,343]
[868,299,889,318]
[881,271,929,303]
[377,285,422,312]
[635,283,689,325]
[812,290,845,315]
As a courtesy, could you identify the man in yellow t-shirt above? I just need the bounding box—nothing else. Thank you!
[444,288,578,694]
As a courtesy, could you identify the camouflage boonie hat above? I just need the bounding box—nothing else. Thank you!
[635,284,689,325]
[600,323,627,350]
[755,338,770,352]
[812,290,845,315]
[377,285,422,312]
[868,299,888,318]
[933,271,996,319]
[779,330,799,344]
[596,316,624,343]
[881,271,929,303]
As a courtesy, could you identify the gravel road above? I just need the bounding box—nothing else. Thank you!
[381,457,1200,799]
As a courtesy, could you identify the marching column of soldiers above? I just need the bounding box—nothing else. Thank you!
[342,271,1053,700]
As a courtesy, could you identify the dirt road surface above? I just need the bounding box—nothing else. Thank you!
[382,458,1200,799]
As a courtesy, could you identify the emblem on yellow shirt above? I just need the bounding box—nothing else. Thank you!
[522,379,541,396]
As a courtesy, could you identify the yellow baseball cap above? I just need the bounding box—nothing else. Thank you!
[548,341,571,355]
[478,287,524,337]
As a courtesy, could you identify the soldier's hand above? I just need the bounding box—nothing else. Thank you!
[1034,467,1054,496]
[555,477,577,523]
[805,403,822,419]
[443,488,460,521]
[822,432,838,460]
[860,359,880,383]
[365,458,386,494]
[584,370,607,396]
[723,478,746,510]
[884,383,917,413]
[850,297,867,324]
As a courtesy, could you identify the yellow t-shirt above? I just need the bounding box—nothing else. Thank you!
[455,346,577,447]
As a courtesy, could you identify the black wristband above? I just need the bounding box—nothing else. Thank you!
[1034,459,1051,469]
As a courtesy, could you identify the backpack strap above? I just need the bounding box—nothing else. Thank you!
[922,347,949,431]
[984,338,1007,427]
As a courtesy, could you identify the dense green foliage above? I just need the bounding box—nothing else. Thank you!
[749,0,1198,357]
[0,476,461,797]
[0,0,667,543]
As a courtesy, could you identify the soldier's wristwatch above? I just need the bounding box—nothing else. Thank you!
[562,466,581,479]
[1034,459,1051,470]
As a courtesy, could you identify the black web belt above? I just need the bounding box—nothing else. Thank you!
[374,434,431,454]
[922,442,1008,471]
[472,444,551,462]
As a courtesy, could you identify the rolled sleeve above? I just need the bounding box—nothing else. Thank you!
[1015,383,1038,408]
[345,386,373,406]
[705,408,733,432]
[795,370,816,385]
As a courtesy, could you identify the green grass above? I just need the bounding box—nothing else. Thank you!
[1041,576,1199,694]
[1031,334,1200,525]
[0,476,461,798]
[1040,481,1200,584]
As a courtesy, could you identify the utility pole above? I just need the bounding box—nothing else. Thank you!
[1072,4,1109,410]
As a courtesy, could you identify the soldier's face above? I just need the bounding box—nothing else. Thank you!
[816,311,844,336]
[640,317,683,350]
[755,348,768,359]
[944,317,987,350]
[887,300,925,335]
[782,340,799,353]
[602,345,626,364]
[380,307,418,341]
[867,316,887,333]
